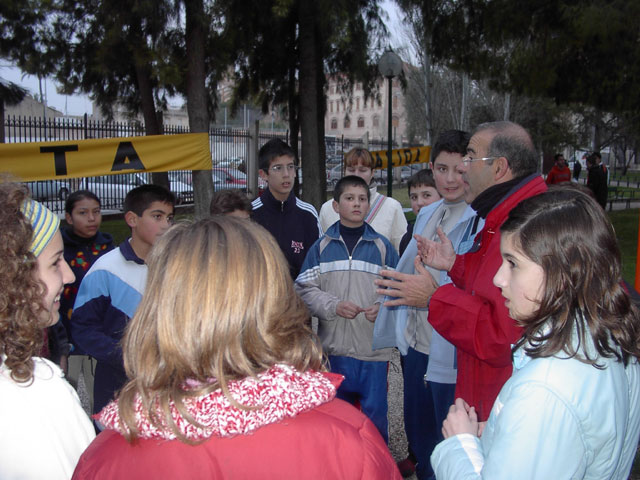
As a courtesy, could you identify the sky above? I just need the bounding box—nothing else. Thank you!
[0,1,405,117]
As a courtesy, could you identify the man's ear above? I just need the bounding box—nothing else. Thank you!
[64,212,73,225]
[124,211,138,229]
[332,199,339,214]
[493,156,512,181]
[258,169,268,181]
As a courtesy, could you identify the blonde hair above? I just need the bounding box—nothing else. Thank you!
[117,216,323,442]
[344,147,374,169]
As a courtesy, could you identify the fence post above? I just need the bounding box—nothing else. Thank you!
[247,120,259,198]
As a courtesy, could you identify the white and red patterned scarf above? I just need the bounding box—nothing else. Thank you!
[96,364,340,442]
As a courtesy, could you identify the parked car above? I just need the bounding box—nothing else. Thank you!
[213,167,267,193]
[80,172,194,210]
[327,164,343,188]
[25,180,70,201]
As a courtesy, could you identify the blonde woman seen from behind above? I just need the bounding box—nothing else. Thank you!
[72,217,400,480]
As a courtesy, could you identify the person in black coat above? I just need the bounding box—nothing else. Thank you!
[586,153,608,209]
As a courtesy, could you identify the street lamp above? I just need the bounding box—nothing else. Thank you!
[378,49,402,197]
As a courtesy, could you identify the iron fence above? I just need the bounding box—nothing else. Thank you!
[3,114,419,212]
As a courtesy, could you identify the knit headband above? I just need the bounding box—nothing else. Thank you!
[21,198,60,257]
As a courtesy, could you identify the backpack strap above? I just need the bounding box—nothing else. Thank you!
[365,194,386,224]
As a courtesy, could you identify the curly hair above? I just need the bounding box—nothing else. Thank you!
[0,181,47,383]
[502,188,640,367]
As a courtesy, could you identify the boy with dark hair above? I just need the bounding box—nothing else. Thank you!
[252,138,321,278]
[399,169,440,256]
[209,189,252,218]
[376,129,475,478]
[545,153,571,185]
[71,184,175,415]
[295,175,399,443]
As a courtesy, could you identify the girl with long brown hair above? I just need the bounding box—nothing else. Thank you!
[431,188,640,479]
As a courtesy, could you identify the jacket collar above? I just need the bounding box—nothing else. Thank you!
[61,226,113,247]
[324,221,380,242]
[96,364,339,442]
[261,188,296,212]
[119,239,145,265]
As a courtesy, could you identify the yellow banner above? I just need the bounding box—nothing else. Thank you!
[370,146,431,170]
[0,133,211,181]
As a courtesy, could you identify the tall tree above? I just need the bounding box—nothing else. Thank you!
[428,0,640,117]
[223,0,386,209]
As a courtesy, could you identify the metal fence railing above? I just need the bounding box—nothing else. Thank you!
[3,114,420,212]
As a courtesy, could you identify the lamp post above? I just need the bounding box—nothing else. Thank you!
[378,49,402,197]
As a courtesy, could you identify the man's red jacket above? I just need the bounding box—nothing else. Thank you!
[428,174,547,421]
[545,164,571,184]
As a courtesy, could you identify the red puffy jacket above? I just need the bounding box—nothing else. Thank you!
[72,369,400,480]
[429,175,547,421]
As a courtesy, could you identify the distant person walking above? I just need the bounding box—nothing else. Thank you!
[573,156,582,180]
[586,152,608,209]
[545,154,571,185]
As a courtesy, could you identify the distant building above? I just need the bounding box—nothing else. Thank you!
[5,93,64,119]
[324,72,408,146]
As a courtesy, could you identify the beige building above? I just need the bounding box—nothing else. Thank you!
[5,93,64,119]
[324,73,407,145]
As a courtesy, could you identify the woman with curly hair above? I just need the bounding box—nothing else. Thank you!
[0,181,95,479]
[73,216,400,479]
[429,188,640,479]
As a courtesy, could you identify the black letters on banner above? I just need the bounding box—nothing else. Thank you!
[40,145,79,176]
[112,142,145,171]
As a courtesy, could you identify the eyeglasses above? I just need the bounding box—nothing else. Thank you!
[269,164,298,174]
[461,156,499,166]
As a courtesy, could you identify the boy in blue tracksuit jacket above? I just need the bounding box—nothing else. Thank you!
[295,175,399,443]
[251,138,321,279]
[70,185,175,415]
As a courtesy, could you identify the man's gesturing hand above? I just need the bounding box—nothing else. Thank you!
[375,257,438,308]
[415,227,456,272]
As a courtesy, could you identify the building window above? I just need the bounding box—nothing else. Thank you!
[373,115,379,128]
[356,97,360,111]
[392,115,399,128]
[357,116,365,128]
[330,118,338,130]
[330,101,333,113]
[393,95,398,109]
[344,116,351,129]
[363,98,367,110]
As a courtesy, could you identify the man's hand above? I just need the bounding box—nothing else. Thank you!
[375,257,438,308]
[363,304,380,322]
[415,227,456,272]
[336,301,363,319]
[442,398,479,439]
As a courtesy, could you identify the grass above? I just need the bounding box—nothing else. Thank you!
[609,209,639,285]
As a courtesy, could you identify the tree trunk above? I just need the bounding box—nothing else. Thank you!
[184,0,214,219]
[460,73,469,131]
[298,0,323,209]
[0,102,5,143]
[131,34,170,191]
[422,47,432,145]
